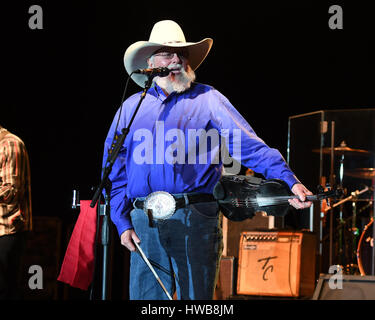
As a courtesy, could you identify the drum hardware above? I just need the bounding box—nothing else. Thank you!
[344,167,374,265]
[343,263,360,275]
[324,186,369,212]
[350,201,360,236]
[337,216,346,266]
[354,164,375,275]
[322,182,371,272]
[321,213,361,275]
[322,213,366,241]
[312,140,372,265]
[357,219,374,276]
[312,145,373,157]
[328,125,335,268]
[350,193,361,269]
[337,144,345,266]
[310,136,374,272]
[345,168,375,180]
[358,200,374,214]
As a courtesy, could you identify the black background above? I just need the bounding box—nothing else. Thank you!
[3,1,374,221]
[2,0,374,300]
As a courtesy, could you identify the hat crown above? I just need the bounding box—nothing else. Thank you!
[148,20,186,45]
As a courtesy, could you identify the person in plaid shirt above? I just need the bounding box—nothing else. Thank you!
[0,125,32,299]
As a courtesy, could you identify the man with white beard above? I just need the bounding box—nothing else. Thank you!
[148,50,196,95]
[102,20,312,300]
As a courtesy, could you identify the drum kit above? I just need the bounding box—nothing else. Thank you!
[312,143,374,275]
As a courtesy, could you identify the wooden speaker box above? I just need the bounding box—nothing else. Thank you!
[237,231,316,297]
[214,256,236,300]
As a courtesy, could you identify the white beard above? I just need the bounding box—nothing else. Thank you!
[154,64,196,95]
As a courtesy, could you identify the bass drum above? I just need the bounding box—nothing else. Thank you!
[357,219,374,276]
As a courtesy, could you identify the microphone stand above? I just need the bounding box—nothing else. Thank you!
[90,76,154,300]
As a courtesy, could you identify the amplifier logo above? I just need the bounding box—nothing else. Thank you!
[258,256,278,281]
[244,244,257,250]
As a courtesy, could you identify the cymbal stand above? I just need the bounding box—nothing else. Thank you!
[349,193,360,271]
[328,121,335,267]
[326,185,369,270]
[337,152,345,266]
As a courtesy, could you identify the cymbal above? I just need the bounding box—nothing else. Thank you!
[312,146,372,156]
[345,168,375,180]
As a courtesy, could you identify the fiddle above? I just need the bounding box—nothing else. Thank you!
[213,175,341,221]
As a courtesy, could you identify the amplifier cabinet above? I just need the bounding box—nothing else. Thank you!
[237,231,316,297]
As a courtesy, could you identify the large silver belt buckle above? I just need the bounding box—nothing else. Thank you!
[144,191,176,220]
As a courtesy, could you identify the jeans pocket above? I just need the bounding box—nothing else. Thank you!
[190,201,219,219]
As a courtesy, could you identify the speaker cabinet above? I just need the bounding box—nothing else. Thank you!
[312,274,375,300]
[21,216,62,300]
[222,212,282,260]
[237,231,316,297]
[214,256,236,300]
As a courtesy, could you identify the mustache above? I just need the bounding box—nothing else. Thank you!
[155,64,196,94]
[168,64,183,71]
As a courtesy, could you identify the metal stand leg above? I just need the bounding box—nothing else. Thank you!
[100,198,110,300]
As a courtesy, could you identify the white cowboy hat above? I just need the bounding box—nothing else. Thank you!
[124,20,213,88]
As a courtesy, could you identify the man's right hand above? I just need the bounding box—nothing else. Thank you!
[120,229,141,252]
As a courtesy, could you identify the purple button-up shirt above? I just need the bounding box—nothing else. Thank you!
[103,82,299,236]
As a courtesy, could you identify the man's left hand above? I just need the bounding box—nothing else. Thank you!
[289,183,313,209]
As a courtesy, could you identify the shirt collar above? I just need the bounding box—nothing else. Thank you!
[146,83,167,102]
[155,84,167,98]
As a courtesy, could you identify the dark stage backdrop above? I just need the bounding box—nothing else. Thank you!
[1,0,374,298]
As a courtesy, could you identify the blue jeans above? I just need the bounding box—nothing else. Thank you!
[129,197,223,300]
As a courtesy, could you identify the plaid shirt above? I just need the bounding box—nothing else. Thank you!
[0,129,32,236]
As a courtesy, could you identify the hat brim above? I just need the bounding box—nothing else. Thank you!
[124,38,213,88]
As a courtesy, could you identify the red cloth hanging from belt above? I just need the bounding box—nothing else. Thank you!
[57,201,98,290]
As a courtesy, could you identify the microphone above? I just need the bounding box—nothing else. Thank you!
[133,67,171,77]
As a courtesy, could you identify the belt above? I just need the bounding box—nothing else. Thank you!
[133,193,215,211]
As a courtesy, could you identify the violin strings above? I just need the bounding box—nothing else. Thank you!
[231,195,318,207]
